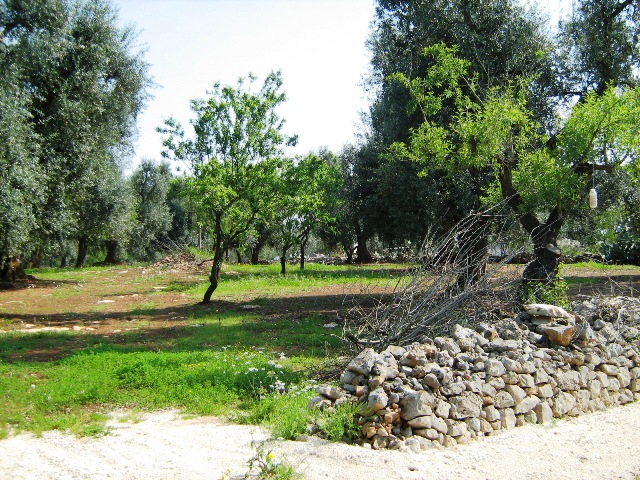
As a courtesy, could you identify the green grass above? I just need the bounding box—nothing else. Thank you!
[0,345,300,437]
[167,263,407,298]
[1,262,402,438]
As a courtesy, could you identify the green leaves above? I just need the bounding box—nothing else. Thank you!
[0,0,151,265]
[160,71,296,279]
[390,42,640,232]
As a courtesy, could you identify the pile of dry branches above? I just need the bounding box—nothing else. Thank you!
[345,206,523,350]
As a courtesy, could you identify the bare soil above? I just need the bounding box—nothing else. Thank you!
[2,403,640,479]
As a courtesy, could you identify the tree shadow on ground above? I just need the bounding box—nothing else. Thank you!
[0,292,394,363]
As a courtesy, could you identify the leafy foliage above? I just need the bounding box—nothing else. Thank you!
[159,72,296,302]
[0,0,151,272]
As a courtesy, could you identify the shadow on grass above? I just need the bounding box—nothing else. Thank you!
[565,274,640,297]
[0,291,393,364]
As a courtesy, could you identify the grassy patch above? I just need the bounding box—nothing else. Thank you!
[3,260,638,439]
[2,262,400,436]
[0,345,300,435]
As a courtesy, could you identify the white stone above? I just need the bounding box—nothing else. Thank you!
[524,304,573,319]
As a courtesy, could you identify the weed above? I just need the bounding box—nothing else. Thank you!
[523,277,570,308]
[315,401,361,443]
[245,441,300,480]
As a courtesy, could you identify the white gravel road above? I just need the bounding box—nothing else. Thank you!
[2,403,640,480]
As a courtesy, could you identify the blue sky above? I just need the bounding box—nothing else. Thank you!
[114,0,569,169]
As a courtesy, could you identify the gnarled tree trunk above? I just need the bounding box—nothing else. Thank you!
[76,236,89,268]
[103,240,119,265]
[354,222,372,263]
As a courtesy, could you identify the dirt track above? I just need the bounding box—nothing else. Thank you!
[2,403,640,480]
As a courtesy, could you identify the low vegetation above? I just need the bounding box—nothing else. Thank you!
[1,261,638,441]
[0,262,405,439]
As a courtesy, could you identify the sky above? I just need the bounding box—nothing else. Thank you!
[113,0,570,169]
[113,0,376,167]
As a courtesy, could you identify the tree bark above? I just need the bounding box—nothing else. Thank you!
[250,246,261,265]
[250,229,270,265]
[342,242,354,264]
[280,245,289,275]
[235,249,243,264]
[498,148,564,289]
[203,213,226,304]
[354,222,373,263]
[299,238,308,270]
[103,240,119,265]
[522,206,564,287]
[76,236,89,268]
[202,245,224,304]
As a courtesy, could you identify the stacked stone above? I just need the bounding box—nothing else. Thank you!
[309,298,640,451]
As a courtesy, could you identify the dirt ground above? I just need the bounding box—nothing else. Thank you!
[1,262,638,337]
[1,403,640,480]
[1,262,640,479]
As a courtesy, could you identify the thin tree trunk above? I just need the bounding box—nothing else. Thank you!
[76,236,89,268]
[236,249,243,264]
[202,245,224,304]
[203,213,226,304]
[299,239,307,270]
[280,245,289,275]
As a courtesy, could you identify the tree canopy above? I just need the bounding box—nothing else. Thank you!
[0,0,151,277]
[159,71,297,303]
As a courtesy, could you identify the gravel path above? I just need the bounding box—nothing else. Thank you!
[2,403,640,480]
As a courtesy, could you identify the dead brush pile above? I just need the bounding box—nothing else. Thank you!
[149,252,211,273]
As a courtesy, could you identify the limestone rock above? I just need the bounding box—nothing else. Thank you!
[486,359,507,377]
[524,304,573,319]
[316,385,344,401]
[501,408,517,429]
[373,350,399,380]
[555,370,581,391]
[505,384,527,405]
[540,324,576,346]
[448,392,483,419]
[347,348,377,375]
[514,395,541,414]
[367,387,389,412]
[407,415,432,429]
[431,414,448,434]
[552,391,577,417]
[494,391,515,409]
[534,401,553,424]
[400,391,437,420]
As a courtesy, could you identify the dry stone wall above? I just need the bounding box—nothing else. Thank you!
[310,296,640,452]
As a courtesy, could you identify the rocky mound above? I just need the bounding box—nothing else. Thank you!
[310,296,640,452]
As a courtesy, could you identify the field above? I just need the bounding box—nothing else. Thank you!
[0,258,639,439]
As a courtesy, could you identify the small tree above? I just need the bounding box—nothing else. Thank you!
[159,72,296,303]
